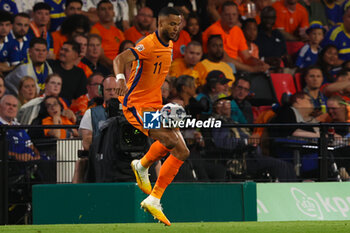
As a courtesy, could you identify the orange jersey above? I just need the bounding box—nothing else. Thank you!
[70,94,89,115]
[169,58,208,87]
[77,61,92,78]
[119,31,173,109]
[51,30,68,59]
[124,26,150,43]
[202,20,248,59]
[172,30,191,59]
[90,22,125,60]
[272,0,309,34]
[42,116,74,139]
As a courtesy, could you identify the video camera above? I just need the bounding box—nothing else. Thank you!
[105,98,151,153]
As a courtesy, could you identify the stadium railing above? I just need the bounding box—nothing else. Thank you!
[1,123,350,225]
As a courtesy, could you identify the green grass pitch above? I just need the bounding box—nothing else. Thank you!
[1,221,350,233]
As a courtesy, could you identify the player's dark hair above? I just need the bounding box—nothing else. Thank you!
[63,40,81,54]
[97,0,112,10]
[14,12,30,20]
[158,7,181,17]
[66,0,83,8]
[0,10,13,23]
[33,2,51,12]
[29,37,48,48]
[207,34,223,46]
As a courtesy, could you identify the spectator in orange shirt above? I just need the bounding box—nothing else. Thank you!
[70,72,104,116]
[41,95,79,139]
[90,0,125,70]
[51,14,91,59]
[242,18,259,59]
[172,15,192,60]
[124,7,155,44]
[202,1,269,73]
[169,41,207,88]
[272,0,309,41]
[73,34,93,78]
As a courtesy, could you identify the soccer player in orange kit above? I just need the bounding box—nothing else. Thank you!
[113,7,189,226]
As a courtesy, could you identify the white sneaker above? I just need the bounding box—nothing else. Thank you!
[131,159,152,194]
[141,196,171,226]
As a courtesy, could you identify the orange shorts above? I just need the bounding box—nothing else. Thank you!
[122,105,163,136]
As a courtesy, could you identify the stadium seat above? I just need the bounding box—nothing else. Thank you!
[294,72,302,92]
[270,73,297,104]
[243,72,278,106]
[286,41,305,57]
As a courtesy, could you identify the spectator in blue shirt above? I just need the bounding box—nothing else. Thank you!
[0,10,13,75]
[7,13,30,66]
[322,5,350,62]
[296,22,325,69]
[0,94,40,161]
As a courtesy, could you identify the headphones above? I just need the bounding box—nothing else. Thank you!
[98,77,107,97]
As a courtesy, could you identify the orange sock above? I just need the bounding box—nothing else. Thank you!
[151,155,184,199]
[140,141,170,168]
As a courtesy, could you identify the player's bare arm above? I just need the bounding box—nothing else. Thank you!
[113,49,137,96]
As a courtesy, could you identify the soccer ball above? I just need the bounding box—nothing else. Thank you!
[161,103,187,124]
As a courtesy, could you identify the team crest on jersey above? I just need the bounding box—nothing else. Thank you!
[136,44,144,52]
[2,50,8,57]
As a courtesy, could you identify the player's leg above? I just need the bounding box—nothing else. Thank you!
[141,129,189,226]
[150,129,189,199]
[131,128,178,194]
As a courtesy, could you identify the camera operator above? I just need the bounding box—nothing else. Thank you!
[72,76,158,183]
[72,76,117,183]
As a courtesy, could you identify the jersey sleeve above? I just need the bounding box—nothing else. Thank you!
[129,39,153,60]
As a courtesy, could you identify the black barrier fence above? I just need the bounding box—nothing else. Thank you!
[1,123,350,225]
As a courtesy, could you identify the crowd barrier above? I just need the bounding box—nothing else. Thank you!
[1,123,350,225]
